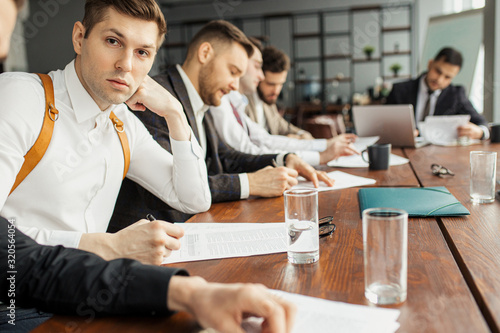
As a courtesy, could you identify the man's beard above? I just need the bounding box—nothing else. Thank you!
[257,86,273,105]
[198,60,220,106]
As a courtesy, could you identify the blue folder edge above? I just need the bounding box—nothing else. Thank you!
[358,186,470,217]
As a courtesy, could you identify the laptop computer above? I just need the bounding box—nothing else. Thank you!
[352,105,428,148]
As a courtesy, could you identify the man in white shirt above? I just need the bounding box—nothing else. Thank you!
[210,38,358,166]
[0,0,212,265]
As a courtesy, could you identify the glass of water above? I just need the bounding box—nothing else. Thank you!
[363,208,408,305]
[284,188,319,264]
[470,151,497,204]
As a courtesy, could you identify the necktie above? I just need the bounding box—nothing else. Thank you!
[421,89,434,121]
[230,102,244,127]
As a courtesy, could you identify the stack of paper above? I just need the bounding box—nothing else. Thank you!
[162,223,287,264]
[294,171,376,192]
[420,115,473,146]
[242,290,401,333]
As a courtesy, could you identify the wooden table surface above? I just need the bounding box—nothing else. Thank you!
[404,142,500,332]
[403,142,500,187]
[34,144,500,333]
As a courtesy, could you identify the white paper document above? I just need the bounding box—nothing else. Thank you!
[420,115,472,146]
[352,136,380,151]
[162,223,287,264]
[242,290,401,333]
[294,171,376,192]
[327,153,409,168]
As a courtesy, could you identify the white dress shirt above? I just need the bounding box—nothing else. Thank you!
[175,66,256,198]
[210,91,327,165]
[176,65,208,155]
[252,91,268,130]
[0,61,211,248]
[415,75,442,123]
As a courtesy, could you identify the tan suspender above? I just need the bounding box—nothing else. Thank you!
[9,74,130,195]
[109,111,130,179]
[10,74,58,195]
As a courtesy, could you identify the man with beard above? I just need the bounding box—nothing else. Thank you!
[246,46,314,140]
[110,20,334,227]
[386,47,489,140]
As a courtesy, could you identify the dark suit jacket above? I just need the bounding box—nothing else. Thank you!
[108,66,277,230]
[0,217,186,316]
[386,74,488,127]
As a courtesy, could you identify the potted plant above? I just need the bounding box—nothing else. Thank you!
[363,45,375,59]
[390,63,402,77]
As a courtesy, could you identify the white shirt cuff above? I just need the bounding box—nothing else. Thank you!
[239,173,250,199]
[276,153,287,166]
[295,151,321,166]
[170,130,204,160]
[479,125,490,140]
[49,230,82,248]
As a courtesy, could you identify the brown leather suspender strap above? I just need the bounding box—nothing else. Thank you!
[9,75,131,195]
[9,74,59,195]
[109,111,130,179]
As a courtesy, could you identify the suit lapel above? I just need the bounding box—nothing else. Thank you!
[167,67,201,142]
[410,76,421,116]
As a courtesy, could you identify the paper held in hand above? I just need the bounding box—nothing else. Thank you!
[419,115,478,146]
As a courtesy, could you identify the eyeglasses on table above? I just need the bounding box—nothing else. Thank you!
[319,216,336,238]
[431,164,455,177]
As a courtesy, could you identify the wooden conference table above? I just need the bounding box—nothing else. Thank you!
[34,145,500,333]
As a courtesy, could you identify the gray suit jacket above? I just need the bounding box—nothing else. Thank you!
[245,93,311,136]
[109,66,277,230]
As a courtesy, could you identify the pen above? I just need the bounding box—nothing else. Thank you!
[272,159,278,168]
[146,214,156,222]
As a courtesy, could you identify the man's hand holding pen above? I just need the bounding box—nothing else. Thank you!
[107,215,184,265]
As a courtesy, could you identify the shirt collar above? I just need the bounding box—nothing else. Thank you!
[420,74,442,97]
[176,64,209,116]
[65,60,117,123]
[227,90,248,109]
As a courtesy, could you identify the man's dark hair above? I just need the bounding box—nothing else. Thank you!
[262,46,290,73]
[434,47,463,68]
[186,20,253,59]
[248,37,263,53]
[82,0,167,47]
[13,0,26,9]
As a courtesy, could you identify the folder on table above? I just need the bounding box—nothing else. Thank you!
[358,186,470,217]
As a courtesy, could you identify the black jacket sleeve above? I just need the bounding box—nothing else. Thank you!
[451,86,488,127]
[0,217,187,316]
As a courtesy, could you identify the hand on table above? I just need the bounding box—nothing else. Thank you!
[168,276,296,333]
[248,166,299,197]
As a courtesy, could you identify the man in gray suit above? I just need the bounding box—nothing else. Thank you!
[110,20,333,227]
[246,46,314,139]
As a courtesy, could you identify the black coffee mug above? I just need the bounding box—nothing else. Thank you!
[361,144,391,170]
[490,124,500,143]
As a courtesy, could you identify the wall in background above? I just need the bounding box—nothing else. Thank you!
[8,0,492,119]
[25,0,84,73]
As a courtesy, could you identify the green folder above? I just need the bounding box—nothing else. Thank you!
[358,186,470,217]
